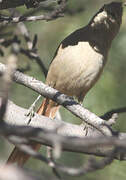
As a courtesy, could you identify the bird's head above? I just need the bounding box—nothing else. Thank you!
[90,2,123,38]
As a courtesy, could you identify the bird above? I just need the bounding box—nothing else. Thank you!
[7,2,123,166]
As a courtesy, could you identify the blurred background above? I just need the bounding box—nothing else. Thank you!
[0,0,126,179]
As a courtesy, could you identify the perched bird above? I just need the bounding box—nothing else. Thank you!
[7,2,123,166]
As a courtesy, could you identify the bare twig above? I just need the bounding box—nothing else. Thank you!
[106,113,118,126]
[0,35,20,47]
[0,34,47,76]
[0,0,67,23]
[20,47,47,77]
[55,149,117,176]
[101,107,126,120]
[5,133,120,176]
[0,0,47,10]
[3,8,48,76]
[47,147,62,179]
[47,124,64,179]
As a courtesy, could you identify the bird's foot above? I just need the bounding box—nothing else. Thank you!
[80,122,91,136]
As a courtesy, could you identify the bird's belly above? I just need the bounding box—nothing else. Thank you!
[46,42,106,100]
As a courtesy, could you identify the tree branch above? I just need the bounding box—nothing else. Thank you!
[0,0,67,23]
[0,63,115,136]
[1,98,126,160]
[0,0,47,10]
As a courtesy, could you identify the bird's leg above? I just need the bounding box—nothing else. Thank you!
[25,95,41,124]
[78,98,91,136]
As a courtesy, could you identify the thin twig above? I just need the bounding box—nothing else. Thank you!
[0,0,67,24]
[54,148,117,176]
[9,8,48,76]
[101,107,126,120]
[6,135,118,176]
[20,48,47,77]
[0,0,47,10]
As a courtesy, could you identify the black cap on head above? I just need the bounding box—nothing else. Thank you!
[104,2,122,16]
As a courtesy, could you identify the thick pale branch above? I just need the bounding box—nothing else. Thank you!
[3,99,90,137]
[0,63,111,135]
[1,98,126,160]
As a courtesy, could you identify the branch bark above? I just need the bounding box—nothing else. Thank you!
[0,0,46,10]
[1,98,126,161]
[3,99,91,137]
[0,62,112,136]
[0,0,66,23]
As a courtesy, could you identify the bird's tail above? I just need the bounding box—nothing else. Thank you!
[6,98,59,166]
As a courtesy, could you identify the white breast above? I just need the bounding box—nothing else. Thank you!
[46,41,106,100]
